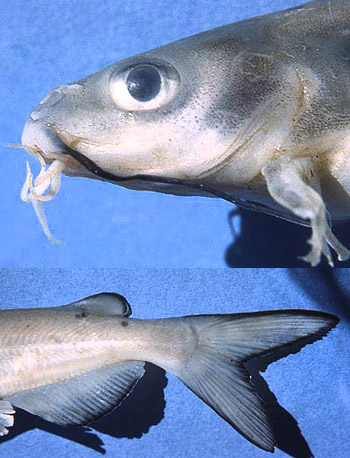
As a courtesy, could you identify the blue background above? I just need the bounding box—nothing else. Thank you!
[1,2,350,458]
[0,268,348,458]
[5,0,350,268]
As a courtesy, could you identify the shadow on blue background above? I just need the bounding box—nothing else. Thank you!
[225,208,350,268]
[289,268,350,322]
[0,345,317,457]
[248,344,316,458]
[226,212,350,321]
[0,363,167,453]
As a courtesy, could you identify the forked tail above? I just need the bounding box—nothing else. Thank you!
[174,310,338,452]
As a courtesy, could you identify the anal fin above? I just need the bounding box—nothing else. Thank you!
[5,361,144,426]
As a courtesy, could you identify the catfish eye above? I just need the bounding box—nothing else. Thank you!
[110,61,180,111]
[126,65,161,102]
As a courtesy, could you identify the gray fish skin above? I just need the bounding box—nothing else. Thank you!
[0,293,338,452]
[0,311,188,397]
[21,0,350,265]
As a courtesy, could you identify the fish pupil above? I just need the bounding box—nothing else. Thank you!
[127,66,161,102]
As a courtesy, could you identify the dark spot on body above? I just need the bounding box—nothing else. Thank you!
[120,321,129,327]
[75,311,88,319]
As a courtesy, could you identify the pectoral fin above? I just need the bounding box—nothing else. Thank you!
[59,292,132,317]
[0,400,15,436]
[262,157,350,266]
[5,361,144,425]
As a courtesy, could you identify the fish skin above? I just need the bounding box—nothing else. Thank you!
[0,310,192,397]
[20,0,350,265]
[0,293,339,451]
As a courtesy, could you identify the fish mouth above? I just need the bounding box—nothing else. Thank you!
[57,124,317,218]
[21,120,309,244]
[48,127,311,227]
[20,120,273,210]
[54,132,242,200]
[57,135,305,224]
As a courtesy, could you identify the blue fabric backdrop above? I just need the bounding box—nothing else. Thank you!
[0,268,348,458]
[1,2,349,458]
[3,0,345,269]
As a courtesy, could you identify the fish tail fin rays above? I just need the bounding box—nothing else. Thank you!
[0,401,15,436]
[262,156,350,266]
[175,310,338,452]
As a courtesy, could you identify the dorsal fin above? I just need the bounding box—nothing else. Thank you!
[59,292,132,317]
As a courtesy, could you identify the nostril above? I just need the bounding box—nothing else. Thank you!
[29,84,84,122]
[30,92,62,121]
[30,111,44,122]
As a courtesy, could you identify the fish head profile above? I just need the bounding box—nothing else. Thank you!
[20,0,350,265]
[21,21,297,194]
[20,16,299,243]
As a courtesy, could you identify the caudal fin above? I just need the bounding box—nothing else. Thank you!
[175,310,338,452]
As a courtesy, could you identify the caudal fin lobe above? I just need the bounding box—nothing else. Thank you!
[176,310,338,452]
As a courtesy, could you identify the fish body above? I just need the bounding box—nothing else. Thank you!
[0,309,189,397]
[0,292,338,452]
[21,0,350,265]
